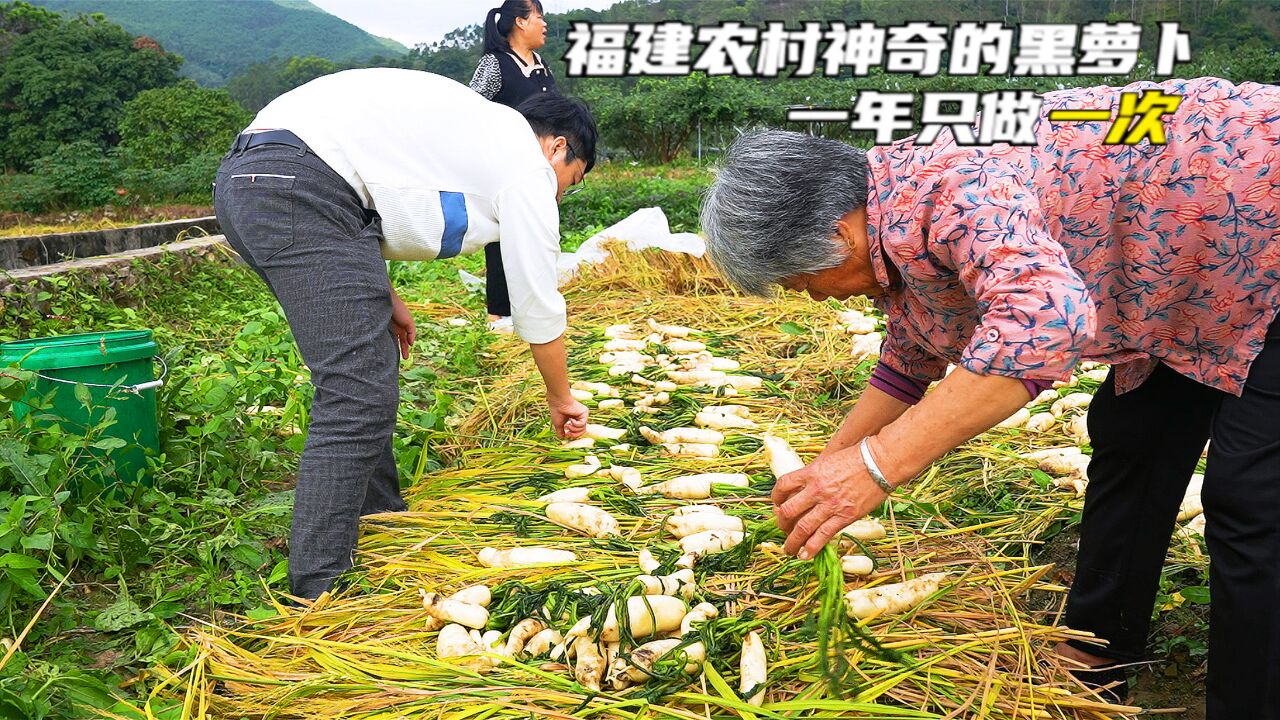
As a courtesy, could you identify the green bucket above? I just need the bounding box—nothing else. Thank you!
[1,330,164,486]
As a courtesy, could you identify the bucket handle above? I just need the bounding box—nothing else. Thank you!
[31,356,169,395]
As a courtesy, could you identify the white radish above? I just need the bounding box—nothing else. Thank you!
[565,462,600,479]
[695,410,757,429]
[615,638,704,683]
[1030,389,1059,406]
[844,573,948,619]
[600,465,642,488]
[638,548,661,573]
[448,585,492,607]
[671,503,726,516]
[572,381,620,397]
[523,627,561,657]
[604,324,638,339]
[636,568,697,599]
[634,406,660,415]
[609,364,646,376]
[1081,367,1109,382]
[604,337,646,351]
[634,473,749,498]
[546,502,620,538]
[714,374,763,390]
[635,391,670,407]
[1051,392,1093,417]
[678,529,745,557]
[1055,476,1089,495]
[600,595,689,641]
[667,369,725,386]
[437,623,482,659]
[563,437,595,449]
[666,512,744,539]
[660,442,720,458]
[1026,412,1057,433]
[477,547,577,568]
[1178,494,1204,522]
[648,319,696,337]
[538,486,592,504]
[573,636,607,691]
[839,518,887,541]
[995,407,1031,429]
[1066,414,1090,443]
[850,332,882,360]
[665,339,706,353]
[600,351,653,366]
[503,618,547,657]
[585,424,627,441]
[679,601,718,635]
[841,554,875,576]
[598,399,625,410]
[421,591,489,629]
[641,426,725,446]
[570,388,594,402]
[740,631,767,707]
[763,435,803,476]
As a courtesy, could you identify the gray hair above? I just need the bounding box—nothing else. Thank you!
[700,129,869,296]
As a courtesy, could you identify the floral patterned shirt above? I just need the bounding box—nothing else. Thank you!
[866,77,1280,396]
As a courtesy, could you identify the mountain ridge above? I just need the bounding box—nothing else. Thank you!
[30,0,408,86]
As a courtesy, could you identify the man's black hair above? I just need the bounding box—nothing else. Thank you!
[516,93,598,172]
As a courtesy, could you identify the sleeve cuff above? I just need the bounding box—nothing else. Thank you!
[869,362,929,405]
[514,315,566,345]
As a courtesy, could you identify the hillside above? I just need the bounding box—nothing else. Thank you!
[31,0,407,85]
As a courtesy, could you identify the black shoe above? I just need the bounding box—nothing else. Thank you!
[1069,663,1130,705]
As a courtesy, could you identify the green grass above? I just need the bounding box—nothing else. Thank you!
[0,163,707,719]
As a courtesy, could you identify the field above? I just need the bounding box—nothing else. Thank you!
[0,165,1210,719]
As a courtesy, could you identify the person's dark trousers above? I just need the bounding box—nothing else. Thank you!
[481,240,512,313]
[213,137,407,600]
[484,242,512,317]
[1202,316,1280,718]
[1064,363,1222,664]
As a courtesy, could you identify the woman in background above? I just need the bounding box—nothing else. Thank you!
[470,0,557,325]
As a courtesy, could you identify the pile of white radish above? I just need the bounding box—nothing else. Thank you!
[431,320,789,697]
[1022,446,1091,495]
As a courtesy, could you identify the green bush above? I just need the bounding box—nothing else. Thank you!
[14,141,122,211]
[561,165,711,235]
[119,151,220,206]
[117,81,250,169]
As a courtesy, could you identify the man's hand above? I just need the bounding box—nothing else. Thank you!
[772,443,889,560]
[547,393,589,439]
[390,291,416,360]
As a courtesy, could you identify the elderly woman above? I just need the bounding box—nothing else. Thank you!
[701,77,1278,719]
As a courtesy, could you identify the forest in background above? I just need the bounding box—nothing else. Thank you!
[1,0,1278,214]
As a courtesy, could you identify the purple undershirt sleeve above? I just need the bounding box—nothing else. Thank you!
[1021,378,1052,401]
[868,363,929,405]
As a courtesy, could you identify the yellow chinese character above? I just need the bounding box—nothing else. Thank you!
[1104,90,1183,145]
[1047,109,1112,123]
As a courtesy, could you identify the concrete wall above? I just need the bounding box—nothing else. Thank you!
[1,235,232,319]
[0,216,221,271]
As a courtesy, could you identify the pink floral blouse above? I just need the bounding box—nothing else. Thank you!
[866,77,1280,396]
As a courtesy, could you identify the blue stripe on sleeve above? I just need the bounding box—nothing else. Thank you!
[437,191,468,259]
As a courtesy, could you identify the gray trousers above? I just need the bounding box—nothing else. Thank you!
[213,141,406,600]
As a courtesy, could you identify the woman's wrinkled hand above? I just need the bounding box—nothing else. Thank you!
[772,444,890,560]
[547,393,589,439]
[390,291,416,360]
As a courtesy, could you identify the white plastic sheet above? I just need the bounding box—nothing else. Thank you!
[555,207,705,287]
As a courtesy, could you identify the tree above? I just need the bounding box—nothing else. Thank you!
[582,74,776,162]
[117,80,251,168]
[0,1,182,171]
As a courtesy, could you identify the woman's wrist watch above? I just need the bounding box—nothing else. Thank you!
[859,437,895,494]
